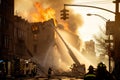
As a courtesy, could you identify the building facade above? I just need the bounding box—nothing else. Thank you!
[14,15,31,59]
[0,0,14,59]
[82,40,96,56]
[0,0,14,78]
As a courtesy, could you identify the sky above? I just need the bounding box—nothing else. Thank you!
[72,0,115,41]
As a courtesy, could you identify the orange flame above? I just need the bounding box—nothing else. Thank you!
[29,2,70,31]
[30,2,56,23]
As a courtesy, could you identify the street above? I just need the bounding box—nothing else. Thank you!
[19,77,83,80]
[14,76,83,80]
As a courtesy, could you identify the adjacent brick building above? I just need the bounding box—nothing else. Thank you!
[0,0,14,59]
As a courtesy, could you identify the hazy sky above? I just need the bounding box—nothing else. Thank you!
[71,0,115,41]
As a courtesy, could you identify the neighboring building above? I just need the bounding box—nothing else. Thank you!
[0,0,15,77]
[83,40,96,55]
[0,0,14,59]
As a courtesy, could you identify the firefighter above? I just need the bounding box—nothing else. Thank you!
[48,67,52,79]
[96,62,115,80]
[84,65,96,80]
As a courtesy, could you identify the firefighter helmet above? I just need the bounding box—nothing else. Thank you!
[97,62,106,69]
[88,65,94,70]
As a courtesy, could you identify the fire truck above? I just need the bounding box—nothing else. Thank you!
[70,63,86,77]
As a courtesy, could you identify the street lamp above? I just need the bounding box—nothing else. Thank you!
[87,13,112,72]
[87,13,108,21]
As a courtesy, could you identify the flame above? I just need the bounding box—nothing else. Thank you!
[30,2,56,23]
[29,2,72,31]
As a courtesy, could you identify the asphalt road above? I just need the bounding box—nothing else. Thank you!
[17,77,83,80]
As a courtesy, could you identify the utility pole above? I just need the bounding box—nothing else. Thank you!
[113,0,120,58]
[113,0,120,79]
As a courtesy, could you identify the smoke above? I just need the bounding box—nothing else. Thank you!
[40,0,84,33]
[15,0,83,33]
[67,11,83,33]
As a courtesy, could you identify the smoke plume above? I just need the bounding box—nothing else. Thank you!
[39,0,83,33]
[15,0,83,33]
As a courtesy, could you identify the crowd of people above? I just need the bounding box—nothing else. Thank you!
[84,62,116,80]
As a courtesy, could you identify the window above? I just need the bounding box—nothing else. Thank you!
[4,35,9,49]
[0,0,1,4]
[31,25,39,34]
[16,28,19,38]
[33,44,37,53]
[1,35,9,49]
[0,34,1,47]
[33,34,38,40]
[3,17,6,25]
[0,17,1,29]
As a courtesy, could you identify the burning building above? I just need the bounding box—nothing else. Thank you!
[14,15,31,59]
[24,2,85,76]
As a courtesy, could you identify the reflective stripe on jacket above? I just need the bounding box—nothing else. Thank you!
[84,73,96,80]
[85,74,96,78]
